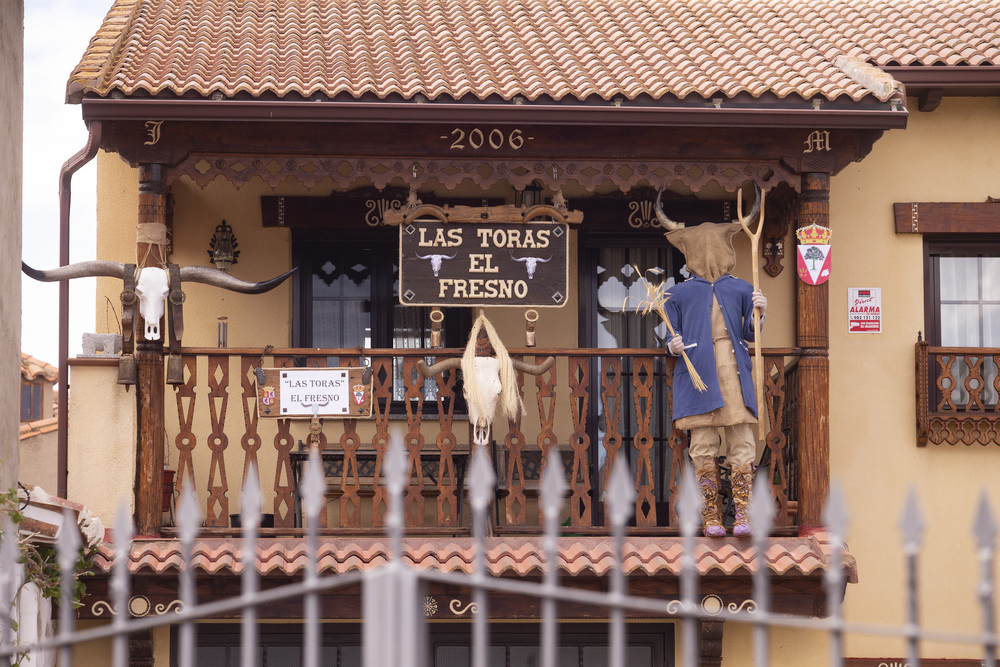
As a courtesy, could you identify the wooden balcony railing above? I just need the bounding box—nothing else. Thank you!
[915,341,1000,446]
[165,347,802,534]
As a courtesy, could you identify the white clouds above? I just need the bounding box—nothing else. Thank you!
[21,0,110,365]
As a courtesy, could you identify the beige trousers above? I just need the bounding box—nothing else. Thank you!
[689,423,756,469]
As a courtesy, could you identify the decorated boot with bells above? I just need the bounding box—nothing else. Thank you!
[694,461,726,537]
[731,463,754,537]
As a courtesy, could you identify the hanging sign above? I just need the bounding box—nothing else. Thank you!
[848,287,882,333]
[399,218,569,307]
[796,223,832,285]
[256,367,372,418]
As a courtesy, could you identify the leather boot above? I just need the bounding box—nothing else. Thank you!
[731,463,754,537]
[694,461,726,537]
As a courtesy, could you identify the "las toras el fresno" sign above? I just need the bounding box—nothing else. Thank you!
[399,218,569,307]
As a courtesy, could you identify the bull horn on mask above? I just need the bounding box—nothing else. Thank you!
[653,183,762,231]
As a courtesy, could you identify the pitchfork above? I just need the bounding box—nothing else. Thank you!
[737,185,766,440]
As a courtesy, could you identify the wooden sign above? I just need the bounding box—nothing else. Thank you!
[257,368,372,418]
[399,219,568,307]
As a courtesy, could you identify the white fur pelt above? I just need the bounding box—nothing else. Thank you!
[461,314,525,431]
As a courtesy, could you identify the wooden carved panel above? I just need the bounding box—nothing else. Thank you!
[568,357,592,526]
[271,355,296,528]
[173,356,197,489]
[171,154,799,195]
[205,355,230,526]
[402,357,427,527]
[535,363,559,526]
[432,366,461,527]
[632,356,657,527]
[503,361,528,527]
[370,358,394,526]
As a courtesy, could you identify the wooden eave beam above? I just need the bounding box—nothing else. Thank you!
[79,97,908,130]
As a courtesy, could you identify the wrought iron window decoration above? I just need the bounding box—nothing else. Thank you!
[208,220,239,271]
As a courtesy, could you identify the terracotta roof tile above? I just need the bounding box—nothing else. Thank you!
[95,534,858,584]
[21,353,58,382]
[67,0,1000,105]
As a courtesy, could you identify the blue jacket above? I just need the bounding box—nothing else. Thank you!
[664,274,757,421]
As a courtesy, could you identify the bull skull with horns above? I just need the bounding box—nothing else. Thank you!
[22,259,295,384]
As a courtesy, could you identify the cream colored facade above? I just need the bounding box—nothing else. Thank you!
[63,96,1000,665]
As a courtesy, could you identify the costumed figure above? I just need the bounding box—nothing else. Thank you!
[656,190,766,537]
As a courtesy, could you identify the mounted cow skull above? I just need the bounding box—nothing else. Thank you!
[135,267,170,340]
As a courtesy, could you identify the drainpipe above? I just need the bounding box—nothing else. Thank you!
[56,121,103,499]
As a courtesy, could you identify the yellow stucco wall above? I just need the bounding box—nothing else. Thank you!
[828,96,1000,658]
[69,96,1000,665]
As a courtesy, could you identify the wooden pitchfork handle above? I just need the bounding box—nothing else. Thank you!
[737,186,766,440]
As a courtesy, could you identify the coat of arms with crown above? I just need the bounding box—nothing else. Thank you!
[796,223,832,285]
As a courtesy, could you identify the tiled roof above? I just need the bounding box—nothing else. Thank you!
[21,353,58,382]
[19,417,58,441]
[94,533,858,583]
[67,0,1000,105]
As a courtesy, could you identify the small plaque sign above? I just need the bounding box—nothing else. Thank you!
[399,220,568,307]
[257,367,372,418]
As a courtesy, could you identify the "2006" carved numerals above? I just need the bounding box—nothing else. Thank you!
[442,128,532,151]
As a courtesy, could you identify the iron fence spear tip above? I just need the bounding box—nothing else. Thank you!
[900,486,925,553]
[973,490,998,552]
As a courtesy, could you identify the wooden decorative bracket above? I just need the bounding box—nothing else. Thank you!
[383,190,583,226]
[763,198,795,277]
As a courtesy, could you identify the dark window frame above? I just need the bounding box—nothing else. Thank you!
[922,236,1000,346]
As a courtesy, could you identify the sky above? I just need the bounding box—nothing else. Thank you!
[21,0,112,366]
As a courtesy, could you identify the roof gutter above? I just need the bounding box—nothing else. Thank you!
[81,97,908,130]
[56,120,103,499]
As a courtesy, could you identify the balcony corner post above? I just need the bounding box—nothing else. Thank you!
[134,163,167,536]
[915,339,929,447]
[796,172,831,527]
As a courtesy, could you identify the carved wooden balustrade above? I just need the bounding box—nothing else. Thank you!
[915,341,1000,446]
[166,347,801,533]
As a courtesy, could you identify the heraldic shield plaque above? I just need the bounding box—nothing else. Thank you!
[257,367,373,419]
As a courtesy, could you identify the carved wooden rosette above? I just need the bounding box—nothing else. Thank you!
[631,356,657,527]
[568,357,592,526]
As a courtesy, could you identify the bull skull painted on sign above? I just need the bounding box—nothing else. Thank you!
[510,252,552,279]
[415,250,458,277]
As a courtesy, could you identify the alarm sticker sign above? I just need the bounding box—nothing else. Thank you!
[848,287,882,334]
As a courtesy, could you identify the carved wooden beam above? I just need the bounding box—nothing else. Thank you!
[894,201,1000,234]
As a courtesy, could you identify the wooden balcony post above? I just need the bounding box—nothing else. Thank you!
[135,163,167,535]
[796,172,830,526]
